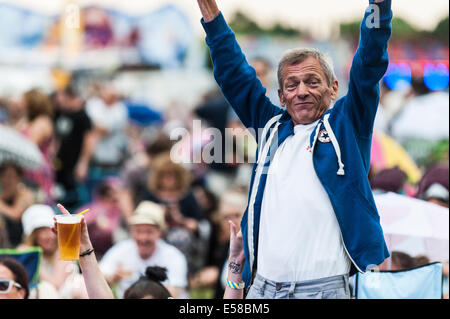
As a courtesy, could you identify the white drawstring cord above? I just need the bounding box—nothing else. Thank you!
[323,114,345,176]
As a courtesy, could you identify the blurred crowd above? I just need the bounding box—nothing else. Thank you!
[0,56,448,299]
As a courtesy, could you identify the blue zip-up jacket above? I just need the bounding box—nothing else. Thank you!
[201,0,393,289]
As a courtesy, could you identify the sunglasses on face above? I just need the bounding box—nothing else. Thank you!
[0,279,22,294]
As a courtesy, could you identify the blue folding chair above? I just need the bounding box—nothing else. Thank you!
[354,262,443,299]
[0,247,42,290]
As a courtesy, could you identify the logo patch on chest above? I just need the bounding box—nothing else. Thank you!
[318,129,331,143]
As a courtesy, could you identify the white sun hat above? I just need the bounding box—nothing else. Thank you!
[21,204,55,236]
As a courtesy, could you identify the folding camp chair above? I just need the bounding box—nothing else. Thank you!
[354,262,443,299]
[0,247,42,290]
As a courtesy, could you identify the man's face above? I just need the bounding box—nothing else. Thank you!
[278,56,339,125]
[131,224,161,259]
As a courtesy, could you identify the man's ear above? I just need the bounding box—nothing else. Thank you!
[278,89,286,108]
[330,80,339,100]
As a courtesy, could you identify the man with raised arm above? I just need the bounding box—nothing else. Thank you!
[197,0,393,299]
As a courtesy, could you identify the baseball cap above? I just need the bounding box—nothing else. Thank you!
[21,204,55,236]
[129,201,167,232]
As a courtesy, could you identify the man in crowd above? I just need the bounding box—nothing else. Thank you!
[53,86,95,210]
[196,0,393,299]
[99,201,188,298]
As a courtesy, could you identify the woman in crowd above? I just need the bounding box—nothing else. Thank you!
[143,152,203,224]
[19,89,55,204]
[0,163,34,248]
[0,257,29,299]
[123,266,172,299]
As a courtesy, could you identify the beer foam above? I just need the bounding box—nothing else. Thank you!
[55,214,81,224]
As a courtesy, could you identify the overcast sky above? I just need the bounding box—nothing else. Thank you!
[5,0,450,38]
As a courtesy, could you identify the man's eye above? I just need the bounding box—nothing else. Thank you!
[287,84,296,89]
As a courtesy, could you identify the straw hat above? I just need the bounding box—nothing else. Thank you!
[21,204,55,236]
[129,201,167,232]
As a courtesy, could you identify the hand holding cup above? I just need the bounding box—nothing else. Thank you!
[52,204,93,260]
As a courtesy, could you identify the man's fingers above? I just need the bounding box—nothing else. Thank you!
[57,203,71,216]
[229,220,243,240]
[228,220,236,238]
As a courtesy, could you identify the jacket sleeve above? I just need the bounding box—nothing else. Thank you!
[201,13,281,142]
[343,0,393,139]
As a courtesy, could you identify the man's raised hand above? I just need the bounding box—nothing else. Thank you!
[197,0,220,22]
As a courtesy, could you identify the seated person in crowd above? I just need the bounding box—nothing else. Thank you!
[142,152,203,224]
[0,163,35,248]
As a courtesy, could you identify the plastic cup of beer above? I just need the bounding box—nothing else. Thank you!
[55,214,82,261]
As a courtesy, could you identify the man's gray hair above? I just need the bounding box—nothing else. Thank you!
[277,48,337,90]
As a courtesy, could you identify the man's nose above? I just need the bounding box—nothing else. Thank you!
[296,82,309,98]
